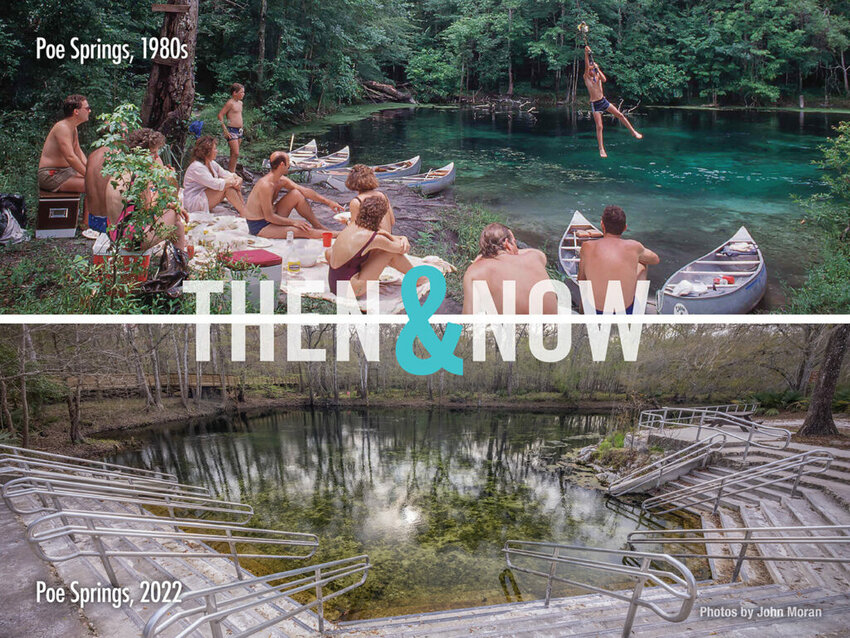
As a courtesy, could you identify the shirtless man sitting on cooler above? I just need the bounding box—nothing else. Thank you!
[578,205,659,314]
[244,151,342,239]
[462,223,559,314]
[583,46,642,158]
[38,94,91,220]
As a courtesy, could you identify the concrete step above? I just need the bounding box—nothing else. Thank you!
[688,468,793,502]
[717,507,764,585]
[758,500,847,591]
[803,489,850,526]
[737,504,803,587]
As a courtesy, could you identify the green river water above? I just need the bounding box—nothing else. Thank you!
[109,409,700,620]
[291,106,844,308]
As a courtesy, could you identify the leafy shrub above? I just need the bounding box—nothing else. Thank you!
[407,49,461,102]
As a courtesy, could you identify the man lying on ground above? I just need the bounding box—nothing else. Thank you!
[244,151,341,239]
[104,128,187,253]
[577,205,659,314]
[462,223,559,314]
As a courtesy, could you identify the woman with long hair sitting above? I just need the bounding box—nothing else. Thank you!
[182,135,248,215]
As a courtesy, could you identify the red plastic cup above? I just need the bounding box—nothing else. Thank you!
[322,232,333,247]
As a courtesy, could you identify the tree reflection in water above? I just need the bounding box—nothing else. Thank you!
[110,409,694,620]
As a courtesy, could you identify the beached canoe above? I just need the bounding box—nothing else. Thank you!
[308,156,422,184]
[558,210,603,303]
[385,162,456,196]
[289,139,318,163]
[294,146,350,171]
[656,226,767,315]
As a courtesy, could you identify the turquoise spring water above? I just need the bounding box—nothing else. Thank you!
[109,409,700,619]
[303,107,843,308]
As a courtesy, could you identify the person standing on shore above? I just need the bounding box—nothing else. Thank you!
[218,83,245,172]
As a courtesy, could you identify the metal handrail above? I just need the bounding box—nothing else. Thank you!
[628,524,850,582]
[0,444,177,481]
[696,403,759,416]
[2,475,253,523]
[608,434,726,496]
[503,540,697,638]
[0,458,209,496]
[26,509,319,587]
[639,407,790,461]
[641,450,834,515]
[144,555,370,638]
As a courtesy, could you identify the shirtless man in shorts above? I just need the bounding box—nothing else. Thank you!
[244,151,342,239]
[38,94,90,220]
[462,223,560,314]
[583,46,642,158]
[218,83,245,172]
[578,205,659,314]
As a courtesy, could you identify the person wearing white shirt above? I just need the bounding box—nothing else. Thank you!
[182,135,248,215]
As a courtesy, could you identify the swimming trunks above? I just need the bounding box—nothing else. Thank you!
[246,218,270,235]
[328,231,378,294]
[227,127,244,140]
[37,166,78,192]
[591,97,611,113]
[596,301,634,315]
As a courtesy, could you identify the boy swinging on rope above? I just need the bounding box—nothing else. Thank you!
[583,46,642,158]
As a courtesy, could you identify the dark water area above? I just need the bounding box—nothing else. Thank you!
[302,107,844,308]
[108,408,702,619]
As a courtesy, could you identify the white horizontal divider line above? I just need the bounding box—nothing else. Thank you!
[0,314,848,325]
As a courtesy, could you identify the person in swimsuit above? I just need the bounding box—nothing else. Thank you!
[38,94,91,224]
[577,205,659,314]
[326,196,413,297]
[462,223,559,314]
[182,135,247,215]
[244,151,342,239]
[218,83,245,172]
[345,164,395,232]
[583,46,642,158]
[104,128,188,253]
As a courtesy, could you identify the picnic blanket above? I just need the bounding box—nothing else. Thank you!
[186,212,455,313]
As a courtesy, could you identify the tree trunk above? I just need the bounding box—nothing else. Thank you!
[841,50,849,96]
[20,327,29,448]
[799,325,850,437]
[147,326,164,410]
[794,325,823,394]
[257,0,267,89]
[126,328,155,408]
[0,377,12,433]
[140,0,200,147]
[506,8,514,97]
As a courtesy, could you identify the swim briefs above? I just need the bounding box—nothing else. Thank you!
[227,126,244,140]
[246,218,269,235]
[591,97,611,113]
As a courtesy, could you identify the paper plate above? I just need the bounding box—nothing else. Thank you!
[244,237,272,248]
[333,211,351,223]
[379,268,404,284]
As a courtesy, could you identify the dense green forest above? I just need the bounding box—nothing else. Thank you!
[3,0,850,121]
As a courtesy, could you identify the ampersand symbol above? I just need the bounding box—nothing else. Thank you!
[395,265,464,376]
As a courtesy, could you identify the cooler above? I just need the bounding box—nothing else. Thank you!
[36,191,80,238]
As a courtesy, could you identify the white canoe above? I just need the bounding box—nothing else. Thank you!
[308,156,422,184]
[294,146,350,171]
[656,226,767,315]
[289,139,318,163]
[558,210,602,302]
[386,162,456,196]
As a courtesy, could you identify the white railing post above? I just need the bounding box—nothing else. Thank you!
[206,593,224,638]
[85,517,120,587]
[315,566,325,634]
[545,546,560,607]
[731,530,751,582]
[712,478,725,515]
[621,556,650,638]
